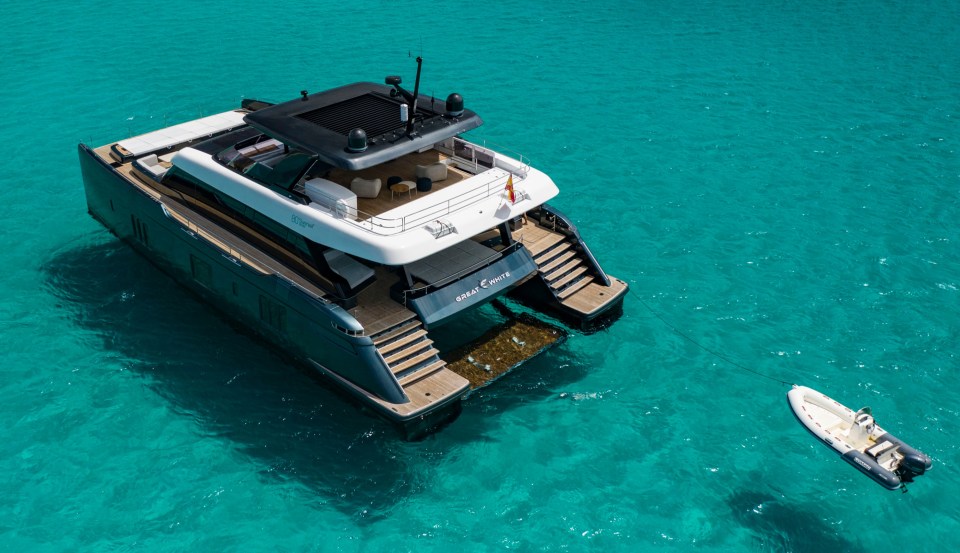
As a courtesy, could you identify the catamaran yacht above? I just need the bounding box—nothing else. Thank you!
[78,59,628,436]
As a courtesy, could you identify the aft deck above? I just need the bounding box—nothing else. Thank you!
[347,267,417,335]
[325,149,473,219]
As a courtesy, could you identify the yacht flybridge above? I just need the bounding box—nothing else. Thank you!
[78,59,628,436]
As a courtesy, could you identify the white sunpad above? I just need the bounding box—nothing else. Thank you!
[116,111,247,157]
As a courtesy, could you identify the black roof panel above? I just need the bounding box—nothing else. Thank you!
[244,82,482,171]
[296,93,406,137]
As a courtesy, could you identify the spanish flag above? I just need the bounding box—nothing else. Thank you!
[505,175,516,204]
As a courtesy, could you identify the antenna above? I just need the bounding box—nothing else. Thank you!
[405,56,423,136]
[386,56,425,137]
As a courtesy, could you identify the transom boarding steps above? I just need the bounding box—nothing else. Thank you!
[372,317,447,387]
[339,314,469,436]
[510,207,628,330]
[524,229,594,300]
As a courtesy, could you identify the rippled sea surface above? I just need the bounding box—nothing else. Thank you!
[2,0,958,550]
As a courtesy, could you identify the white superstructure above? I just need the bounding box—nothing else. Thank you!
[171,142,559,265]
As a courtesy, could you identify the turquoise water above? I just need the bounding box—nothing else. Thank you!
[2,0,958,549]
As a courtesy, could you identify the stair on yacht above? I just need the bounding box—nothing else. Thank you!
[517,221,627,317]
[371,319,447,387]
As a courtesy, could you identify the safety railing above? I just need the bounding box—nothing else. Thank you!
[324,138,532,236]
[335,167,522,235]
[440,137,532,178]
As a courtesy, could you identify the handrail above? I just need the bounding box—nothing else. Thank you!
[537,204,612,287]
[329,138,532,236]
[161,203,269,274]
[436,137,533,177]
[335,168,521,235]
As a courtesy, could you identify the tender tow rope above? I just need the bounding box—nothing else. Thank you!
[629,287,794,387]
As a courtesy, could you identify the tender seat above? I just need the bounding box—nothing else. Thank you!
[867,440,896,458]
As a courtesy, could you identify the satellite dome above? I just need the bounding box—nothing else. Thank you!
[445,93,464,117]
[346,128,368,152]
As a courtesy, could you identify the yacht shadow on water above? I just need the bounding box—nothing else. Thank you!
[43,238,451,520]
[727,488,864,552]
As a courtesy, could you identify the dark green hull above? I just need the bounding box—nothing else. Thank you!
[78,144,465,434]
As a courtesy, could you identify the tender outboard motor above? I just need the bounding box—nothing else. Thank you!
[900,451,932,476]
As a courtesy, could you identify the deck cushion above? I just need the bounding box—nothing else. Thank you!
[415,162,448,182]
[350,177,382,198]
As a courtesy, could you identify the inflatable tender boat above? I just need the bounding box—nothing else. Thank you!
[787,385,931,490]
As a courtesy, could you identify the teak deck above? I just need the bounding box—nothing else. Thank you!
[325,150,472,219]
[561,277,628,315]
[348,268,417,335]
[512,220,625,317]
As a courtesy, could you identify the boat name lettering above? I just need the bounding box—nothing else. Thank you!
[291,214,315,229]
[854,457,872,471]
[455,271,511,302]
[456,287,480,302]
